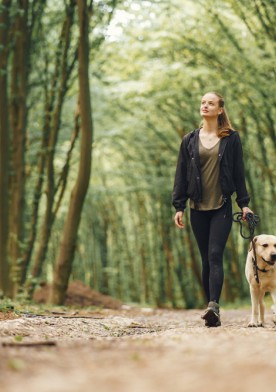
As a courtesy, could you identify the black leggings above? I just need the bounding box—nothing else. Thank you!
[190,203,232,303]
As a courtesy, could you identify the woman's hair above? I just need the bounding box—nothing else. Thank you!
[200,92,232,138]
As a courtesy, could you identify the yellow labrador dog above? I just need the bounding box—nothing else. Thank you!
[245,234,276,327]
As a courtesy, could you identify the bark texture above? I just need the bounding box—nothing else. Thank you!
[9,0,30,296]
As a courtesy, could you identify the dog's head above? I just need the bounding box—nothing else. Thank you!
[249,234,276,264]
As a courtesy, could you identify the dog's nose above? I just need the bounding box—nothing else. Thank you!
[271,254,276,262]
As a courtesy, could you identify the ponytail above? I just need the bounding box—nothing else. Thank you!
[216,93,232,137]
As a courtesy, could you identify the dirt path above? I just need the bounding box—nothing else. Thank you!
[1,307,276,392]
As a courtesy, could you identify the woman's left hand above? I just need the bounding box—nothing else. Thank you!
[242,207,254,221]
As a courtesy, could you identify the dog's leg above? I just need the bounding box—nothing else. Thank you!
[258,293,265,327]
[248,286,260,327]
[270,291,276,325]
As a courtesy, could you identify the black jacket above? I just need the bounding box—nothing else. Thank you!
[172,129,250,212]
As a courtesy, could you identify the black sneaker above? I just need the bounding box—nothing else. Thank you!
[202,301,221,327]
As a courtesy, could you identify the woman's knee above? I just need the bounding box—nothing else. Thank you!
[208,247,223,265]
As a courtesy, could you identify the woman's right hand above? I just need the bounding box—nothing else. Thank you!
[174,211,184,229]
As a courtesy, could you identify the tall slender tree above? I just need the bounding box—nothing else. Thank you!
[26,0,77,297]
[0,0,12,295]
[50,0,93,304]
[8,0,30,296]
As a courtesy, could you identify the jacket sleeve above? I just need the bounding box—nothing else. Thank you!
[233,132,250,209]
[172,137,189,212]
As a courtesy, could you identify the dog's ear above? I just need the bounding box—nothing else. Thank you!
[249,236,258,252]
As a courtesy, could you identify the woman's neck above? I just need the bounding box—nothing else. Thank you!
[201,118,218,134]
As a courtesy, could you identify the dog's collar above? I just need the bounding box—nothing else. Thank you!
[253,256,275,274]
[255,263,268,273]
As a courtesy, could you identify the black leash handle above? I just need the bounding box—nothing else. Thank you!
[232,212,260,240]
[232,212,260,283]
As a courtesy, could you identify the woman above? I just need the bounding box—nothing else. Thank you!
[172,91,253,327]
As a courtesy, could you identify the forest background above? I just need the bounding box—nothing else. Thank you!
[0,0,275,308]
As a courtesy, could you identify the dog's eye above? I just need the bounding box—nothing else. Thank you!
[262,244,268,248]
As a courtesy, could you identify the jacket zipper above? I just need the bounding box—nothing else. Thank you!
[219,138,230,218]
[218,137,228,162]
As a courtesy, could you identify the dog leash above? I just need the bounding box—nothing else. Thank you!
[232,212,261,283]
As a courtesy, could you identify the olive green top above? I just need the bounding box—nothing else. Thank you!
[190,138,224,210]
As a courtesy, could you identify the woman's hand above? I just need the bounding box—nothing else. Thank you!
[242,206,254,221]
[174,211,185,229]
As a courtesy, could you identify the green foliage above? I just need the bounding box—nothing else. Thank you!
[0,298,15,312]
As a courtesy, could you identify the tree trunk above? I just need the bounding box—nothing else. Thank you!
[50,0,93,305]
[0,0,11,295]
[8,0,30,297]
[27,111,80,297]
[25,1,76,296]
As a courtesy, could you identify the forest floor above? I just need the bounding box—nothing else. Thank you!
[1,283,276,392]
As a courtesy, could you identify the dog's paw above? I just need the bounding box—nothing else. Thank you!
[248,321,258,327]
[257,323,264,328]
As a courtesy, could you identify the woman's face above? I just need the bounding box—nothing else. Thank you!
[200,93,223,118]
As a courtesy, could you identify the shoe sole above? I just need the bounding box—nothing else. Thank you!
[202,309,221,327]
